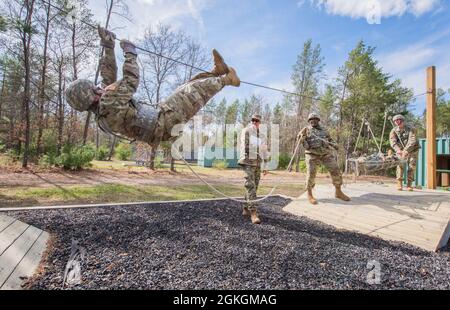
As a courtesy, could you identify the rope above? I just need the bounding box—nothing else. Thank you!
[38,0,336,103]
[172,136,303,203]
[353,117,365,154]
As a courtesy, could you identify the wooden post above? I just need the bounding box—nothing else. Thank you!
[426,66,437,189]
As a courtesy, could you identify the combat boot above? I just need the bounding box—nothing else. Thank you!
[211,49,229,76]
[396,179,403,191]
[250,209,261,224]
[242,206,250,217]
[406,181,414,192]
[221,67,240,87]
[335,185,351,201]
[307,189,318,205]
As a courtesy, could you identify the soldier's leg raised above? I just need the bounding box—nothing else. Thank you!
[305,154,318,205]
[323,154,350,201]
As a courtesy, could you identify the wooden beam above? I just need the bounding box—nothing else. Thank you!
[426,66,437,189]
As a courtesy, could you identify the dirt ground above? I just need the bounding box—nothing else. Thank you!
[0,164,395,189]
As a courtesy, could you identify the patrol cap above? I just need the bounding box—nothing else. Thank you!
[65,79,97,112]
[393,114,405,122]
[308,112,320,121]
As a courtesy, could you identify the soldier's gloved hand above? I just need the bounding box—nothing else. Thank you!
[98,26,116,48]
[120,39,137,55]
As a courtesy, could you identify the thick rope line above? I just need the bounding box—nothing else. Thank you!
[173,136,303,203]
[34,0,340,102]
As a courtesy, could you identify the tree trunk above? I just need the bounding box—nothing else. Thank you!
[83,0,115,145]
[21,0,35,168]
[108,136,117,161]
[36,0,51,155]
[0,65,5,120]
[57,67,64,155]
[170,155,175,172]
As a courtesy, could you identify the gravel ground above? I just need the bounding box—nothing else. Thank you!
[6,196,450,290]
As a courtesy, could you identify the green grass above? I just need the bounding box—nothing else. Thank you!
[0,182,304,208]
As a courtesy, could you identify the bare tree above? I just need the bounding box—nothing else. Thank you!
[139,23,185,170]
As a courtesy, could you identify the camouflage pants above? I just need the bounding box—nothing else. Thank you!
[242,165,261,210]
[305,153,342,190]
[396,151,418,182]
[151,77,224,144]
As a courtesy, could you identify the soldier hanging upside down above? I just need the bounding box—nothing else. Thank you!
[65,27,240,147]
[296,113,351,205]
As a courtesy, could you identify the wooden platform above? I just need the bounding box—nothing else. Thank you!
[284,182,450,252]
[0,215,49,290]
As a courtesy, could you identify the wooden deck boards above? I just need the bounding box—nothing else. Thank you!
[0,215,49,290]
[284,182,450,252]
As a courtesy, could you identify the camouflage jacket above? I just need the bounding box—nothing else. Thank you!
[297,125,337,156]
[96,97,159,143]
[389,125,420,153]
[238,124,269,168]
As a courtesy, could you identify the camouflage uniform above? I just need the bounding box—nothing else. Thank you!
[96,46,224,146]
[297,125,342,190]
[389,125,420,183]
[238,123,268,210]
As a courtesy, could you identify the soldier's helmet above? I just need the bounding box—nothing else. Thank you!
[308,112,320,121]
[65,79,97,112]
[393,114,405,122]
[251,114,262,122]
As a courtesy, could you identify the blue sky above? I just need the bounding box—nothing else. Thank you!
[87,0,450,114]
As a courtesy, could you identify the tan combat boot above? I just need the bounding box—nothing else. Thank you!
[242,206,250,217]
[307,189,318,205]
[211,49,229,76]
[250,209,261,224]
[406,181,414,192]
[335,185,351,201]
[221,67,240,87]
[396,179,403,191]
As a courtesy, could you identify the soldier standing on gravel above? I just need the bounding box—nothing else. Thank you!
[389,114,420,191]
[65,26,240,148]
[238,114,269,224]
[296,113,351,205]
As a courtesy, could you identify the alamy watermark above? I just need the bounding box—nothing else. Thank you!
[65,0,81,24]
[62,239,87,288]
[366,0,381,24]
[366,260,382,285]
[168,115,281,170]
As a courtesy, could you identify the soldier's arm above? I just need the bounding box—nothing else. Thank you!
[240,128,249,157]
[98,27,118,88]
[389,129,402,152]
[296,127,308,144]
[404,128,417,154]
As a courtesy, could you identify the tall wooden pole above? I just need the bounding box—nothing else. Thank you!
[426,66,437,189]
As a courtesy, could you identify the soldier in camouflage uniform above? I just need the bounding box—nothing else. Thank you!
[238,114,269,224]
[389,114,420,191]
[297,113,351,205]
[65,27,240,148]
